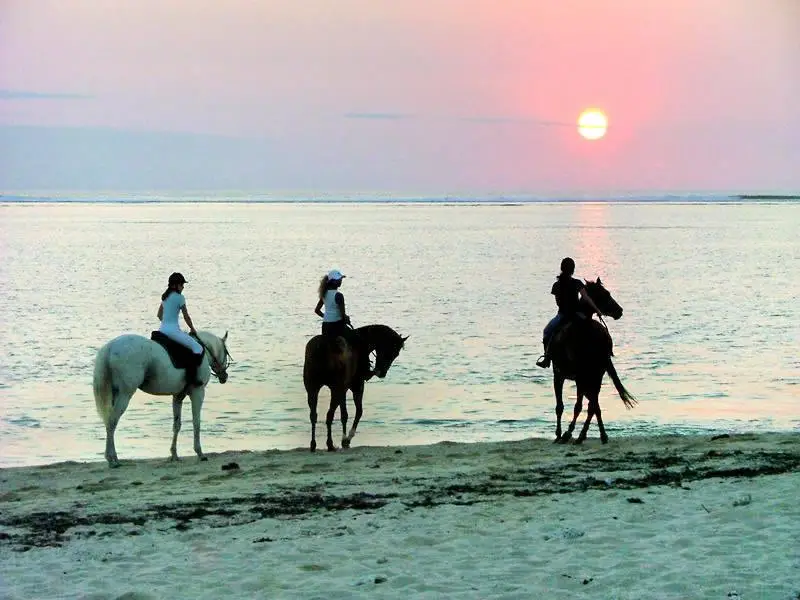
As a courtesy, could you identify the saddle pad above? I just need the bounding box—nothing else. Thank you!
[150,331,203,369]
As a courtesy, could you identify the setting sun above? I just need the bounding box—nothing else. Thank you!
[578,109,608,140]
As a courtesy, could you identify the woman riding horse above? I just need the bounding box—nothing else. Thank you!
[314,269,373,381]
[157,272,204,386]
[536,257,602,369]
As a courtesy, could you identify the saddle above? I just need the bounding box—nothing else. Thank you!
[150,331,204,369]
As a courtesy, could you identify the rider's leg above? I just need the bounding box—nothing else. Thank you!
[184,349,204,387]
[344,328,372,380]
[163,328,204,387]
[537,314,562,368]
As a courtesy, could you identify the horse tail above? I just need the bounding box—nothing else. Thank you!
[93,342,114,426]
[606,357,637,409]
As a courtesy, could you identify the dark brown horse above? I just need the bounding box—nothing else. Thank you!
[548,279,637,444]
[304,324,407,452]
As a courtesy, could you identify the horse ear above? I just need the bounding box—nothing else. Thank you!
[223,330,228,342]
[596,277,602,285]
[401,335,409,346]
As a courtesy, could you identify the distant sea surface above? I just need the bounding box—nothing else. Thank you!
[1,196,798,467]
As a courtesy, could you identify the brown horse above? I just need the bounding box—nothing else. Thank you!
[548,279,637,444]
[304,324,407,452]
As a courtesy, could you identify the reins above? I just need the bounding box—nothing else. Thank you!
[194,335,233,379]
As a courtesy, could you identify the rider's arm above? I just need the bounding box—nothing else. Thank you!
[181,305,197,335]
[336,292,349,323]
[579,287,602,315]
[314,299,324,318]
[157,304,163,321]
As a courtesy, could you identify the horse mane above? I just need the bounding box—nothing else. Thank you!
[355,324,406,348]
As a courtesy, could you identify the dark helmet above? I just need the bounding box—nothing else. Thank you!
[168,272,187,286]
[560,257,575,275]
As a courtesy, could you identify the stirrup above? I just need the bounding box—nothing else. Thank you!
[536,355,550,368]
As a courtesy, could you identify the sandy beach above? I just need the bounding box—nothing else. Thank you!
[1,432,798,599]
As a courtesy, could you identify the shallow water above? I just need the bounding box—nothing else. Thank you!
[1,200,798,466]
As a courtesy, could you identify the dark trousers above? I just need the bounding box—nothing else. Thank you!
[322,320,348,338]
[542,313,564,345]
[543,312,587,346]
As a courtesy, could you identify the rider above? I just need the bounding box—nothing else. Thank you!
[536,257,602,369]
[157,272,204,386]
[314,269,373,381]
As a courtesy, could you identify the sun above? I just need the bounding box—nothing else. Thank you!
[578,109,608,140]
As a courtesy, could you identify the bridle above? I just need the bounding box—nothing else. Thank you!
[196,337,233,380]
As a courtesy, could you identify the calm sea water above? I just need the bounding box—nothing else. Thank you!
[1,200,798,467]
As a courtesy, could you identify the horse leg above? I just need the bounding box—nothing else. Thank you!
[342,382,364,449]
[189,387,208,461]
[105,388,134,468]
[326,388,345,452]
[594,397,609,444]
[339,391,349,449]
[170,393,186,461]
[307,386,321,452]
[576,390,600,444]
[553,372,565,442]
[560,384,584,443]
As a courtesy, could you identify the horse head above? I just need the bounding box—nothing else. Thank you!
[359,325,408,379]
[196,330,232,384]
[584,278,623,320]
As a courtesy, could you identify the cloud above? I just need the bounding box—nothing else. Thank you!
[344,112,413,120]
[460,116,573,127]
[0,89,90,100]
[342,112,575,128]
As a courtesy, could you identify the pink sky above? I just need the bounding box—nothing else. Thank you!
[1,0,798,192]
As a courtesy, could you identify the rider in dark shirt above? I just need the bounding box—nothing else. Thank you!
[536,257,602,368]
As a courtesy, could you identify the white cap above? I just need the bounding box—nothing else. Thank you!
[327,269,345,280]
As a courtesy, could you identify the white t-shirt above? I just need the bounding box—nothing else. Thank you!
[160,292,186,330]
[322,289,343,322]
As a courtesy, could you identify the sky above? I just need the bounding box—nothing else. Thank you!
[1,0,798,193]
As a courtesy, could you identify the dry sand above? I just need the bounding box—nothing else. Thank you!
[1,432,798,599]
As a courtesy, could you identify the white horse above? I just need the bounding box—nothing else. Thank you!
[93,330,231,467]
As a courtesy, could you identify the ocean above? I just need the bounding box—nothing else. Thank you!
[1,197,798,467]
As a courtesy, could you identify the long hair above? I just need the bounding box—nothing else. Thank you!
[318,275,330,300]
[161,285,178,301]
[559,257,575,279]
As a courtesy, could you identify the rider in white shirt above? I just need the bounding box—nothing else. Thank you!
[157,272,203,386]
[314,269,373,381]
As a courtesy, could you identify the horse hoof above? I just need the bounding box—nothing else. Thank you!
[558,434,572,444]
[601,435,609,445]
[327,445,337,452]
[199,456,208,462]
[342,439,351,449]
[574,438,585,445]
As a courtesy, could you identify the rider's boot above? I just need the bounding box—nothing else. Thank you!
[536,341,551,369]
[185,352,204,388]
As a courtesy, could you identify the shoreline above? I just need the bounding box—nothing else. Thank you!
[2,432,799,598]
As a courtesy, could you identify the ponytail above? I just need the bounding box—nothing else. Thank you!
[161,287,175,301]
[318,276,330,300]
